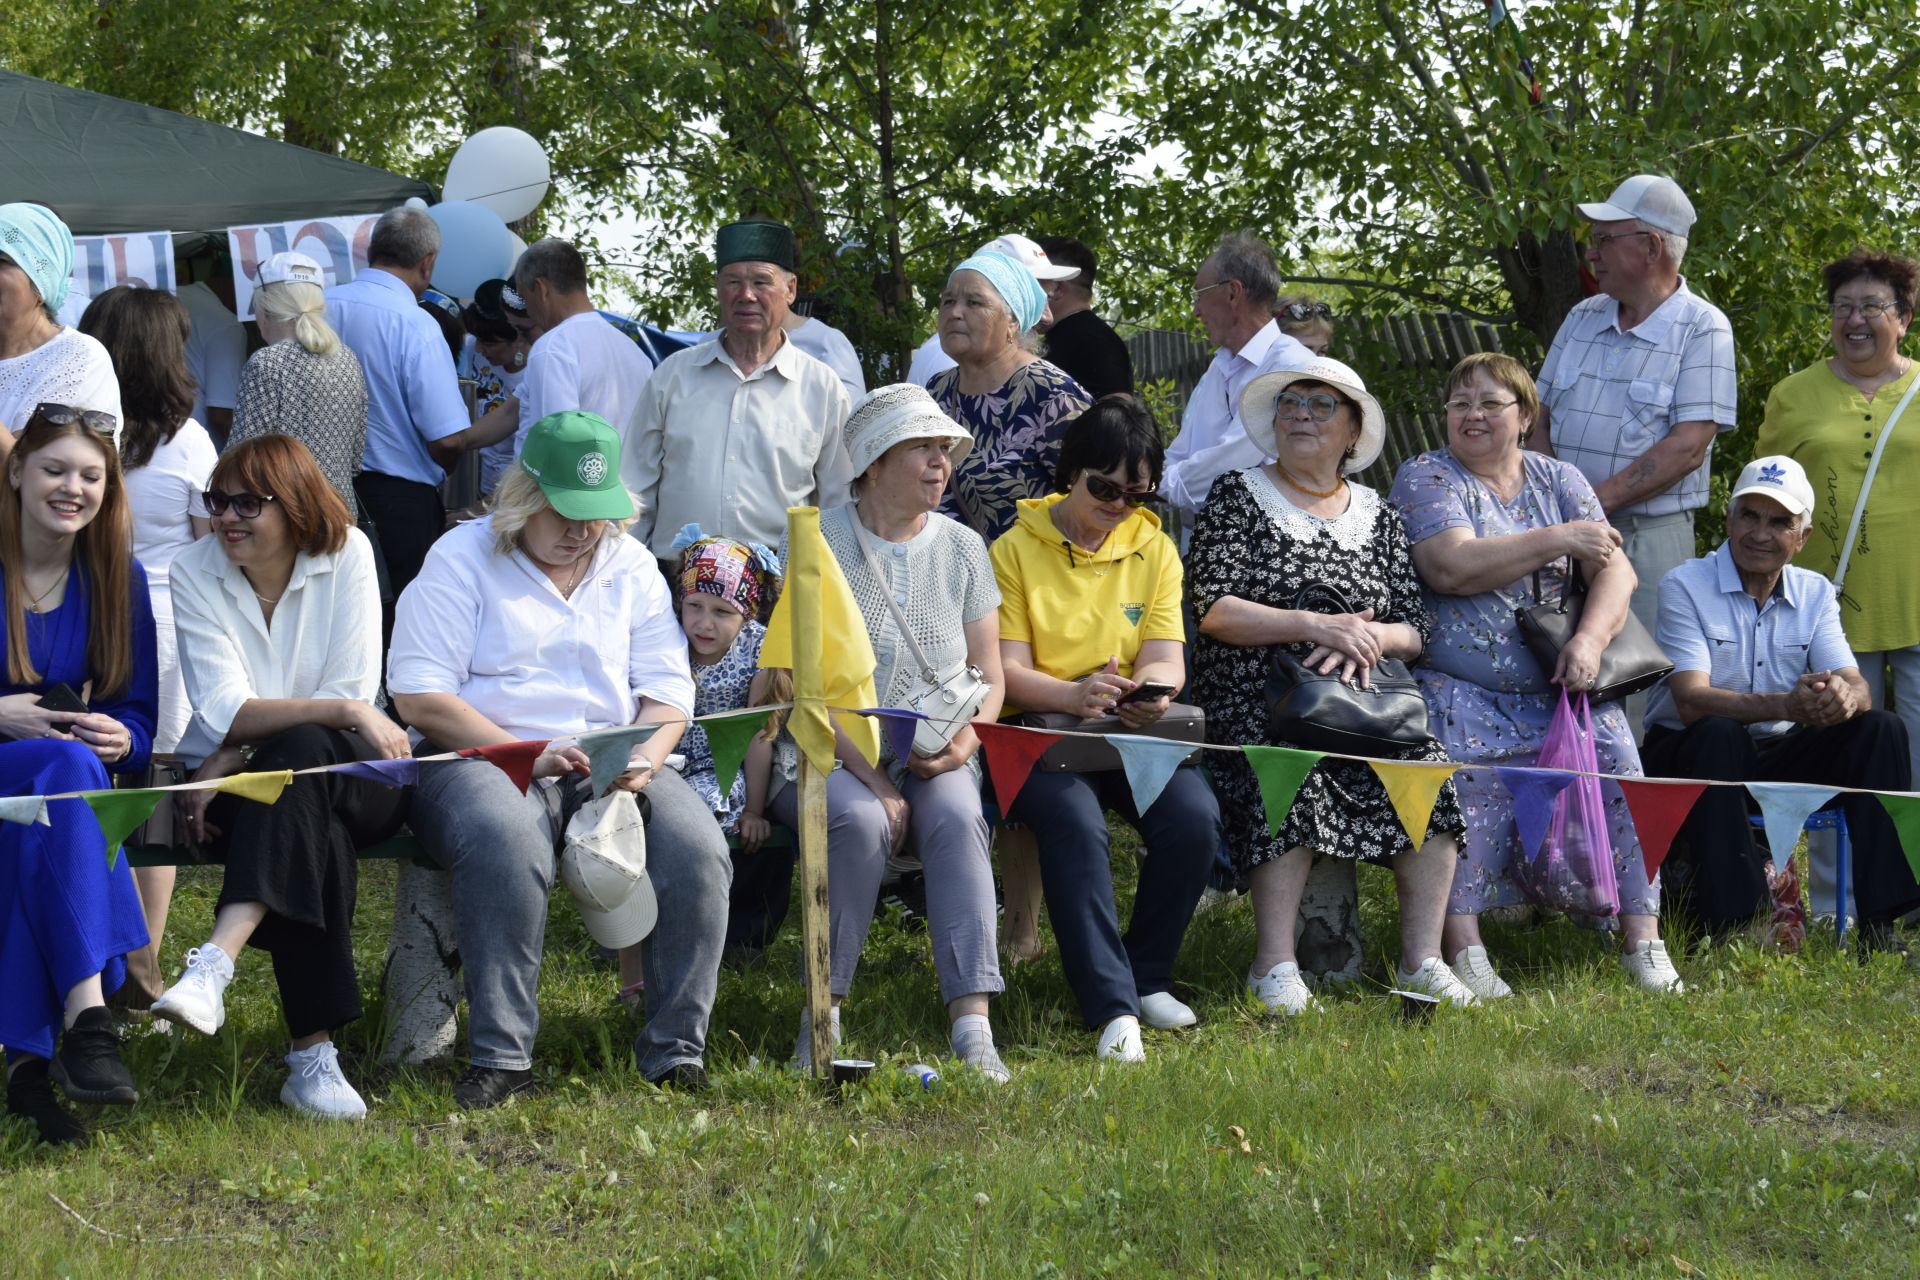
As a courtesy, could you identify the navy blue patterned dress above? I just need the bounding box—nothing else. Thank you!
[682,620,765,833]
[930,358,1091,542]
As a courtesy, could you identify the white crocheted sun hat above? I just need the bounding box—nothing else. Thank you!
[1240,355,1387,476]
[844,383,974,477]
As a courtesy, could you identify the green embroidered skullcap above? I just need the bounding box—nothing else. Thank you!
[715,220,796,271]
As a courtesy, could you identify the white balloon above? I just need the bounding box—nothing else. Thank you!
[404,196,430,212]
[444,127,551,223]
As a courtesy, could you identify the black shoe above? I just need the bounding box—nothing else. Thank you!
[1857,921,1920,970]
[51,1007,138,1105]
[452,1065,535,1110]
[646,1062,709,1093]
[6,1058,90,1148]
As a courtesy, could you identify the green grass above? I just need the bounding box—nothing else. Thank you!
[5,837,1918,1279]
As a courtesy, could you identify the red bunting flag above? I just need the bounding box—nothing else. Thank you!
[1617,779,1707,881]
[458,739,551,794]
[973,721,1060,815]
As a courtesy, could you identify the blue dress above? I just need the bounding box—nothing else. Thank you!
[1,558,159,1059]
[681,620,765,833]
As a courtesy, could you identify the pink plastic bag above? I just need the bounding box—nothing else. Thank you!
[1519,690,1620,918]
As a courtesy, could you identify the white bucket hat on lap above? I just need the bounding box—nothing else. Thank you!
[844,383,974,477]
[1240,355,1388,475]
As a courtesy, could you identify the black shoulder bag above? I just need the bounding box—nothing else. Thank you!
[1513,558,1672,703]
[1263,582,1436,757]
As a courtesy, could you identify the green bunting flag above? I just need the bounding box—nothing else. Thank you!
[704,708,773,799]
[82,789,165,868]
[1876,793,1920,880]
[1242,746,1323,836]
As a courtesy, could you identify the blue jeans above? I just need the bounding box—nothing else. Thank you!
[409,760,731,1078]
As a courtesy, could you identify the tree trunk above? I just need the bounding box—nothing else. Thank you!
[378,861,462,1065]
[1294,855,1363,986]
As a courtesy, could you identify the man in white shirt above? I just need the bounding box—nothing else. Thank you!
[177,275,248,446]
[784,308,864,404]
[513,238,654,457]
[623,220,855,560]
[1159,230,1316,520]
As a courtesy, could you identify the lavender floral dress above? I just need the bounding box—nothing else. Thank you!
[930,359,1090,541]
[1388,449,1659,915]
[682,620,765,834]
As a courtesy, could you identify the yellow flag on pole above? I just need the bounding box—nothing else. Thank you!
[1368,760,1459,850]
[760,507,880,771]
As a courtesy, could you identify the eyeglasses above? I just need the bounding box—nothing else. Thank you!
[32,402,118,437]
[1443,397,1520,416]
[1829,299,1902,319]
[1084,474,1156,506]
[1281,302,1333,322]
[1275,391,1346,422]
[1587,229,1654,251]
[1191,279,1234,303]
[202,489,279,520]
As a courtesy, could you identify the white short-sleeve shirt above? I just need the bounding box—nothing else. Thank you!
[124,419,217,589]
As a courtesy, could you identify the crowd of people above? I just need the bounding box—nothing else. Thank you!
[3,172,1918,1148]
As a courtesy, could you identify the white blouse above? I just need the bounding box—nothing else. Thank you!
[169,528,383,767]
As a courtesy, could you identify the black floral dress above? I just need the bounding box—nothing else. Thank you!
[1188,467,1464,870]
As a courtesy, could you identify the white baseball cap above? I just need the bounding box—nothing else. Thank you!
[974,232,1079,281]
[1729,455,1815,519]
[558,791,657,949]
[1576,175,1697,237]
[257,251,325,287]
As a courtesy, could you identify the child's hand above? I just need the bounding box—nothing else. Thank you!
[736,811,771,853]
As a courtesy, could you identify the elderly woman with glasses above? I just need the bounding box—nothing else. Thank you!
[1,402,156,1147]
[1388,352,1682,999]
[1188,356,1475,1017]
[0,205,122,453]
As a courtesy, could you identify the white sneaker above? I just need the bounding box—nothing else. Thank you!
[149,943,234,1035]
[1096,1016,1145,1063]
[280,1042,367,1121]
[1396,956,1479,1007]
[1621,940,1686,993]
[1139,991,1197,1030]
[792,1006,843,1073]
[1248,961,1320,1016]
[1449,945,1513,1000]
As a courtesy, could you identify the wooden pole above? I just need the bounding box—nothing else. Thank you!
[789,508,836,1078]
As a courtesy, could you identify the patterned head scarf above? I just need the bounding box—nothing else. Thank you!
[671,523,782,618]
[0,203,75,314]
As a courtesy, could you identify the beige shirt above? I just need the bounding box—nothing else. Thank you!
[622,333,854,557]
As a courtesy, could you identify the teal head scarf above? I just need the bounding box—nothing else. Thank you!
[0,203,75,314]
[949,251,1045,334]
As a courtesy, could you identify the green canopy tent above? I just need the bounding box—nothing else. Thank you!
[0,69,432,245]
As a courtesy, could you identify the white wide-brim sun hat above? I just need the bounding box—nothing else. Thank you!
[1239,355,1388,476]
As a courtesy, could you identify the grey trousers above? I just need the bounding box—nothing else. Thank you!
[769,766,1003,1005]
[1617,510,1696,736]
[408,760,731,1078]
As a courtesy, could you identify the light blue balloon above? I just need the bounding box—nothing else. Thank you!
[426,200,513,301]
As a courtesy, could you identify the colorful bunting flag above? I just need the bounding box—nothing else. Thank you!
[459,739,551,794]
[974,721,1060,814]
[1616,779,1707,881]
[1242,745,1323,837]
[703,708,772,799]
[857,707,924,767]
[1369,761,1459,850]
[1875,794,1920,880]
[1496,766,1577,859]
[215,770,294,805]
[579,727,656,796]
[81,789,165,867]
[0,795,51,826]
[1747,782,1840,870]
[1109,736,1197,815]
[334,757,422,787]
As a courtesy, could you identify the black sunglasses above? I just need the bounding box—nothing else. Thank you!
[202,489,279,520]
[1280,302,1333,322]
[1084,473,1156,506]
[33,402,118,437]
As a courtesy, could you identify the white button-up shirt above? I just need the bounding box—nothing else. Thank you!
[622,333,854,558]
[387,517,694,742]
[169,527,383,767]
[515,310,655,454]
[1159,320,1315,516]
[1539,280,1737,519]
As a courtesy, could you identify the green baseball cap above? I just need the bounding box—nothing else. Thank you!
[519,411,634,521]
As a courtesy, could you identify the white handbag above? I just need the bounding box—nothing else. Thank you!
[855,526,989,756]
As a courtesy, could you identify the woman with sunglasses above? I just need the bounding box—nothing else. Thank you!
[990,398,1217,1062]
[2,403,157,1147]
[152,434,407,1120]
[1275,295,1335,357]
[1,204,122,454]
[1189,357,1476,1017]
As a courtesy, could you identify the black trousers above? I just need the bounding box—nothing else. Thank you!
[354,471,445,644]
[1641,712,1920,931]
[207,724,409,1038]
[725,843,797,955]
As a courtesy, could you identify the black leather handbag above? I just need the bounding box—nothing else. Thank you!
[1514,558,1672,704]
[1263,583,1436,757]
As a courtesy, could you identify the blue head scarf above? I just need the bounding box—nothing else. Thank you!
[949,251,1045,334]
[0,203,75,315]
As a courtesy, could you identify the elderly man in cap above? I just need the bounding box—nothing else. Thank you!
[623,219,854,560]
[905,233,1077,386]
[1640,456,1919,957]
[1534,176,1737,695]
[1159,229,1315,524]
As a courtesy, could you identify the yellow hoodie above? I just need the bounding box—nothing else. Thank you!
[989,493,1186,694]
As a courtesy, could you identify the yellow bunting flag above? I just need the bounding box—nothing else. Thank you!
[1368,760,1460,850]
[214,770,295,805]
[760,507,879,771]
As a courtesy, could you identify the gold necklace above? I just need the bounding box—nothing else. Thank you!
[1273,460,1345,500]
[24,564,71,612]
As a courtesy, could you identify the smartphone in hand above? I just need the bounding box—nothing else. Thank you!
[1117,680,1176,707]
[36,683,88,714]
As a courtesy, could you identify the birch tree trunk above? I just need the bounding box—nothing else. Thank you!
[1294,855,1363,987]
[379,861,462,1065]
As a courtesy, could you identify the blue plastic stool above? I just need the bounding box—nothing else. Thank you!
[1749,807,1850,943]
